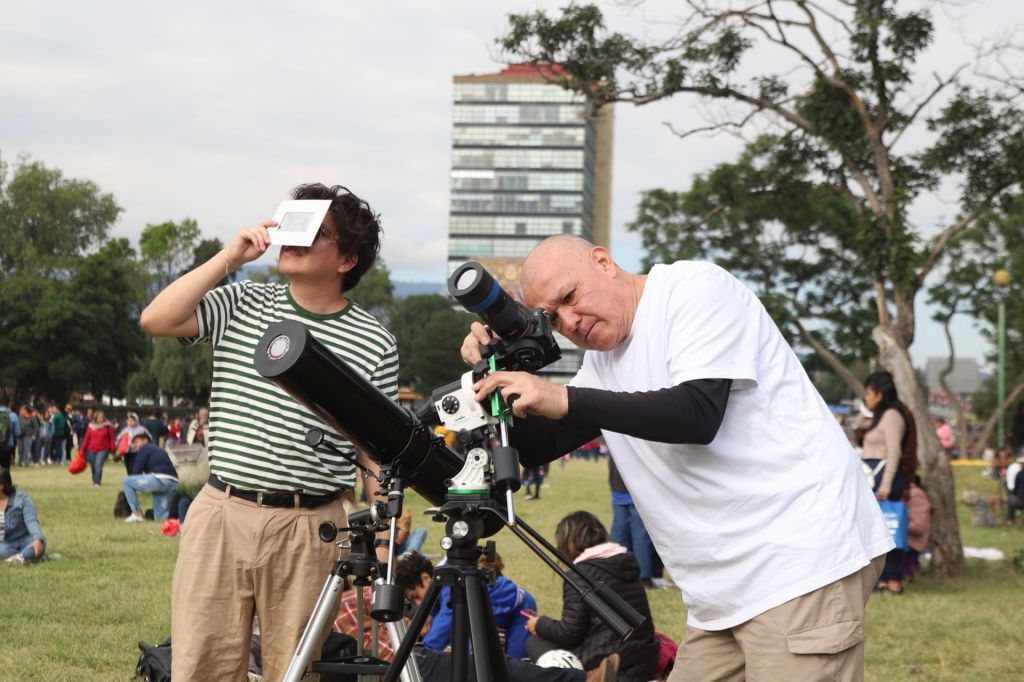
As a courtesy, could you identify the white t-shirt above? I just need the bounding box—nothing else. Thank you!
[1008,462,1022,492]
[571,261,893,630]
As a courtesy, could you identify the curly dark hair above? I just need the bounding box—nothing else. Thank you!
[395,551,434,591]
[292,183,382,292]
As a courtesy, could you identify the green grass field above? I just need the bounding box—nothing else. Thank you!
[2,459,1023,681]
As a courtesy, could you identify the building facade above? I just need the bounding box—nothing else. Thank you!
[447,64,614,381]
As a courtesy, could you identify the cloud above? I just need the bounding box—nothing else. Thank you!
[1,0,1017,360]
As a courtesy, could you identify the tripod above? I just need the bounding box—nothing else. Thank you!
[385,493,509,682]
[284,453,423,682]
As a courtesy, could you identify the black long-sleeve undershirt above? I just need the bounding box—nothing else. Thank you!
[511,378,733,467]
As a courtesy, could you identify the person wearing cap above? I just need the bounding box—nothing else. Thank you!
[462,235,892,682]
[122,433,179,523]
[140,183,397,682]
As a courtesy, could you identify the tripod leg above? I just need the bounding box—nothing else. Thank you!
[282,570,345,682]
[386,619,424,682]
[464,572,508,682]
[383,577,443,682]
[449,586,470,682]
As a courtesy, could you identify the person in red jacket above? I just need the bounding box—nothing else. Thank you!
[79,409,115,487]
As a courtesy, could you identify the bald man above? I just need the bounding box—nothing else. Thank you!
[461,236,892,682]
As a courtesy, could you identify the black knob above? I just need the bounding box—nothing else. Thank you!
[319,521,338,543]
[441,395,460,414]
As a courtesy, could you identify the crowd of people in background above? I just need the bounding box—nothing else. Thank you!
[5,380,1024,679]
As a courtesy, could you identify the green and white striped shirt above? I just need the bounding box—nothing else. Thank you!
[182,281,399,495]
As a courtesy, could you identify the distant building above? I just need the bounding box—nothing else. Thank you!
[447,64,614,382]
[925,357,982,395]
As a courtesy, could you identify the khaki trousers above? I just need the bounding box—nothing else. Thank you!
[171,484,349,682]
[669,556,885,682]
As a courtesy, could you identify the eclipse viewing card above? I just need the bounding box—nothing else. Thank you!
[269,200,332,246]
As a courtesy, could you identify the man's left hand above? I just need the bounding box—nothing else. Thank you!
[473,371,568,420]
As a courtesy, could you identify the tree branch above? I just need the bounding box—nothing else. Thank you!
[663,108,762,140]
[915,179,1018,286]
[889,66,969,149]
[975,375,1024,453]
[792,317,864,396]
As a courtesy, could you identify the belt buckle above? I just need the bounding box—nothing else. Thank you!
[256,492,264,506]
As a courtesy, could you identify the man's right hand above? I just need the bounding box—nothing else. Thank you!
[460,322,495,366]
[140,219,277,338]
[223,220,278,272]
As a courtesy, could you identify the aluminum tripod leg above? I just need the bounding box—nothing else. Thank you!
[282,568,344,682]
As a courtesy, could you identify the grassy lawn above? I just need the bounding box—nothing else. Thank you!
[2,458,1023,681]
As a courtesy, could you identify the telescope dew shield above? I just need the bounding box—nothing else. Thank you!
[448,262,530,341]
[253,319,463,507]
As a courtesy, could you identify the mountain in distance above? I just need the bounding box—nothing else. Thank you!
[393,281,445,298]
[238,264,443,300]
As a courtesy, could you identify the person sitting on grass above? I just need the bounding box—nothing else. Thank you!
[123,433,180,523]
[396,550,538,660]
[0,467,45,564]
[524,511,658,682]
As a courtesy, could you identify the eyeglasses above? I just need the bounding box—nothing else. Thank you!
[316,225,339,245]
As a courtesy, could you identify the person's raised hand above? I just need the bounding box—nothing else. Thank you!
[460,321,495,367]
[224,220,277,272]
[473,371,568,420]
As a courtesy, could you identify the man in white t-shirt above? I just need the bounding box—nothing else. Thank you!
[462,235,893,682]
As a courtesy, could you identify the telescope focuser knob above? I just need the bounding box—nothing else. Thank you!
[318,521,339,543]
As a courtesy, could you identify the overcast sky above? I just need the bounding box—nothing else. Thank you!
[1,0,1018,368]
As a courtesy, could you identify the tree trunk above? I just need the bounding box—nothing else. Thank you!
[873,325,965,577]
[974,378,1024,455]
[938,317,970,458]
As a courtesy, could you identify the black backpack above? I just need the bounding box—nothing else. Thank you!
[134,638,171,682]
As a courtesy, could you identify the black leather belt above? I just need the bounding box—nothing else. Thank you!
[207,475,341,509]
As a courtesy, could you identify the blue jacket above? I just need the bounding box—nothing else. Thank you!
[2,408,21,448]
[4,490,45,544]
[422,575,536,660]
[129,444,178,479]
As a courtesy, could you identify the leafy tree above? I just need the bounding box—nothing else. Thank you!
[125,365,159,404]
[191,237,234,288]
[65,238,150,399]
[936,197,1024,451]
[139,218,201,294]
[348,260,395,320]
[0,154,124,404]
[150,337,214,404]
[388,295,476,395]
[499,0,1024,576]
[0,154,120,279]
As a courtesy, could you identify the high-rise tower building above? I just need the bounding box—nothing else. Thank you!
[447,64,614,381]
